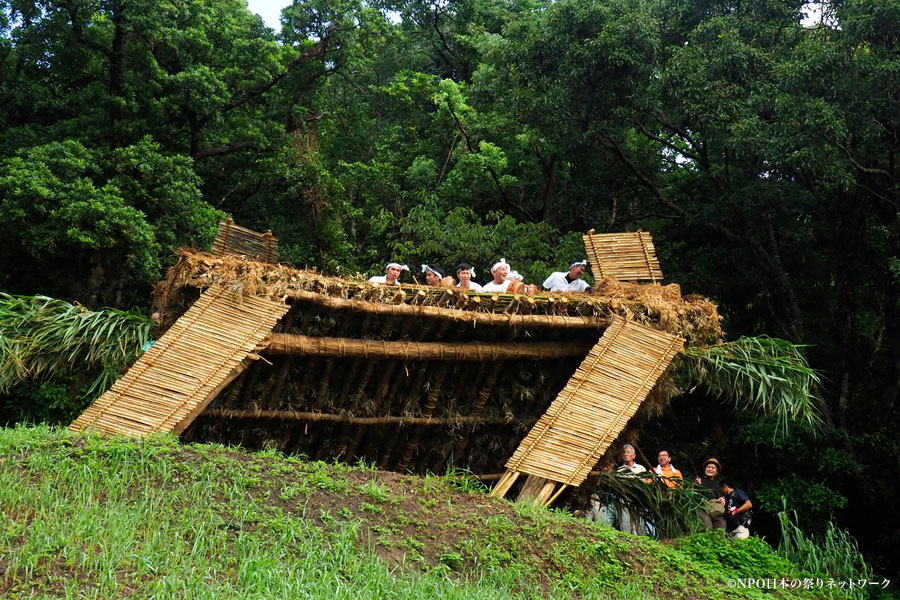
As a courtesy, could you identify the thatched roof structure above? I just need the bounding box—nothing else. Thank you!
[150,249,721,476]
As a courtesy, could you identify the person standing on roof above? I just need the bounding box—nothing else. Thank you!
[369,262,408,284]
[421,264,446,287]
[542,260,590,292]
[455,263,483,292]
[481,259,513,293]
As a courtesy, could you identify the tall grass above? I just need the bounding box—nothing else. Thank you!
[776,502,873,600]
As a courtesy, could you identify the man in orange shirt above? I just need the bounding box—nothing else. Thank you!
[654,449,682,489]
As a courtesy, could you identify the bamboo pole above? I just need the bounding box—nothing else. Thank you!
[287,290,608,329]
[265,333,594,360]
[203,408,533,426]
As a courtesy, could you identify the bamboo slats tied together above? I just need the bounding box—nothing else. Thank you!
[212,219,279,264]
[494,316,682,499]
[583,230,663,282]
[70,286,288,437]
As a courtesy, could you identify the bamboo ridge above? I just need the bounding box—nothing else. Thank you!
[287,291,610,329]
[584,230,663,282]
[204,408,535,426]
[213,219,278,264]
[502,316,684,489]
[265,333,595,360]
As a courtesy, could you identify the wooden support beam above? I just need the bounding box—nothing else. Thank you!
[490,470,521,498]
[265,333,594,361]
[203,408,533,427]
[287,290,609,329]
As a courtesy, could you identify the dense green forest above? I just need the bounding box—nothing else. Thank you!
[2,0,899,582]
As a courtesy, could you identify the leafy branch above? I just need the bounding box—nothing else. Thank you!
[680,336,823,438]
[0,294,153,399]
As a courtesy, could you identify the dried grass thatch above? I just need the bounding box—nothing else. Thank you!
[155,249,723,347]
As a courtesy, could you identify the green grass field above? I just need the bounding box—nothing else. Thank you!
[0,425,846,599]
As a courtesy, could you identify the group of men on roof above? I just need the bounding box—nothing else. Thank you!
[586,445,753,540]
[368,259,591,293]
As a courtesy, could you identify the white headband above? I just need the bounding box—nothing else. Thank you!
[457,266,476,277]
[491,258,510,273]
[570,260,587,269]
[508,270,523,280]
[421,264,433,274]
[385,262,409,272]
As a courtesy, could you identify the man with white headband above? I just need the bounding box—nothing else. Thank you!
[420,264,445,287]
[481,258,513,293]
[369,262,408,284]
[542,260,590,292]
[455,263,483,292]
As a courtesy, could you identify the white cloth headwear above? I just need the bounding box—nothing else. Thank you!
[508,270,523,281]
[570,259,588,269]
[385,262,409,272]
[421,264,433,274]
[491,258,510,273]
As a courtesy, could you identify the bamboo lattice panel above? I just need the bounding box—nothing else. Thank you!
[70,286,288,437]
[583,231,663,282]
[212,219,279,264]
[504,316,683,487]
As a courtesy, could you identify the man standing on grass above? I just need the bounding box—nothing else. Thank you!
[617,444,648,536]
[721,480,753,539]
[654,449,683,489]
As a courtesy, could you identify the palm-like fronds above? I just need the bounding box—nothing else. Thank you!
[0,293,153,397]
[681,336,823,438]
[593,470,707,538]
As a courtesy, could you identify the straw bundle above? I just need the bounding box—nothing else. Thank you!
[155,249,722,346]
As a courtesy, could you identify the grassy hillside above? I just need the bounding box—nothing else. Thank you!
[0,426,841,599]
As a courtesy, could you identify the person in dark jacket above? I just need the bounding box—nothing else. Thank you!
[720,479,753,539]
[694,457,726,529]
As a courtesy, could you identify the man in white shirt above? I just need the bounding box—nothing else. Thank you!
[542,260,590,292]
[455,263,483,292]
[368,262,408,284]
[481,259,513,293]
[617,444,649,536]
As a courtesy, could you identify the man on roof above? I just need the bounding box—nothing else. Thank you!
[455,263,483,292]
[421,264,446,287]
[368,262,408,284]
[481,258,513,293]
[542,260,590,293]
